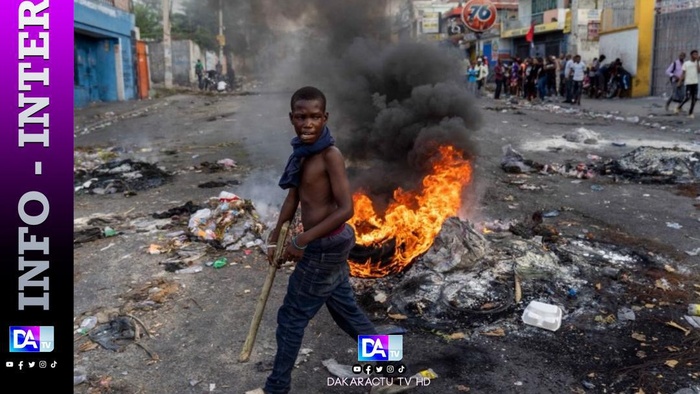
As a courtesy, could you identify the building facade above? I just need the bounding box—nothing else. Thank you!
[74,0,137,107]
[597,0,655,97]
[651,0,700,96]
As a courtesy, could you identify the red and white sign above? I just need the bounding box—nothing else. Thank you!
[461,0,498,33]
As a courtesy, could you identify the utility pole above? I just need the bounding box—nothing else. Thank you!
[218,0,224,66]
[162,0,172,88]
[570,0,579,55]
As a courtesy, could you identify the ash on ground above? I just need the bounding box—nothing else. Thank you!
[351,216,685,333]
[74,147,172,195]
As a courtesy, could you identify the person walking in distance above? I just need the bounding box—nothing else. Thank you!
[493,59,505,100]
[195,59,204,90]
[676,50,700,119]
[262,86,377,394]
[666,52,686,111]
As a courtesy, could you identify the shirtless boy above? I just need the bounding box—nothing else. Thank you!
[263,86,377,394]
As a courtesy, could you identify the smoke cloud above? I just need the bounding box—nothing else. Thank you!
[256,0,482,206]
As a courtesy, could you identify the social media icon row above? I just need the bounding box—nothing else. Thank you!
[5,360,54,369]
[352,363,406,375]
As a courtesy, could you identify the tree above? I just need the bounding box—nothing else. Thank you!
[134,3,162,40]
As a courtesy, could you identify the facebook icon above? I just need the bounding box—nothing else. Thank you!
[358,335,403,361]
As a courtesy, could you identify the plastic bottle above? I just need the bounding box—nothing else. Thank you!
[213,258,227,269]
[77,316,97,335]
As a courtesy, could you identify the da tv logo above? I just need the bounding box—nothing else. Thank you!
[9,326,54,352]
[358,335,403,361]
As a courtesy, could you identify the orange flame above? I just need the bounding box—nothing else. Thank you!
[348,145,472,278]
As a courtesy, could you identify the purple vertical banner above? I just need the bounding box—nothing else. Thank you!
[0,0,73,387]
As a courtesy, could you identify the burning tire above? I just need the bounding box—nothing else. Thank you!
[349,238,404,278]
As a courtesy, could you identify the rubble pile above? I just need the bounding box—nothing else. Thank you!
[500,144,597,179]
[604,146,700,184]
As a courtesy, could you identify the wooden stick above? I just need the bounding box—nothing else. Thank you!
[238,221,290,362]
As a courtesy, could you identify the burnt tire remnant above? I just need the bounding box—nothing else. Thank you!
[349,238,401,278]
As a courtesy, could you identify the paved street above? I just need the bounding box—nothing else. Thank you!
[73,89,700,394]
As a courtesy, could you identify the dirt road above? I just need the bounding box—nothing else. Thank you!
[73,90,700,394]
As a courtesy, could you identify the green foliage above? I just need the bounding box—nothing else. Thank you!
[134,3,162,40]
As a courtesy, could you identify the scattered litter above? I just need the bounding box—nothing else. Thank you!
[152,201,203,219]
[482,328,505,337]
[605,147,700,184]
[175,265,203,274]
[77,316,98,335]
[684,248,700,256]
[522,301,562,331]
[213,258,227,269]
[617,308,636,322]
[100,242,115,252]
[684,315,700,329]
[612,142,627,147]
[88,316,142,351]
[542,210,560,218]
[216,158,237,168]
[374,291,388,303]
[74,155,172,195]
[294,348,313,366]
[322,358,364,379]
[665,321,691,336]
[501,145,535,174]
[563,128,600,143]
[186,191,266,250]
[590,185,604,192]
[655,278,672,291]
[631,332,647,342]
[666,222,682,229]
[582,380,596,390]
[688,304,700,316]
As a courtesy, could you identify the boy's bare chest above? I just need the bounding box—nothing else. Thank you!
[300,154,327,181]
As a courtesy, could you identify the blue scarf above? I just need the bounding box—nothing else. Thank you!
[278,125,335,189]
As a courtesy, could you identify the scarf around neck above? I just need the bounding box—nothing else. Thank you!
[278,125,335,189]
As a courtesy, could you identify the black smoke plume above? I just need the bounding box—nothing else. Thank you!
[259,0,482,205]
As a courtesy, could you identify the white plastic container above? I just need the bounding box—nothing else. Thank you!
[522,301,562,331]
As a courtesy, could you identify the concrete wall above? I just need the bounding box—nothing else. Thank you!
[598,0,654,97]
[148,40,218,86]
[599,29,639,75]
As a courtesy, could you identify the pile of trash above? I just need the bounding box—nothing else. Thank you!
[352,216,676,333]
[500,145,598,179]
[604,146,700,184]
[74,147,172,195]
[186,191,267,251]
